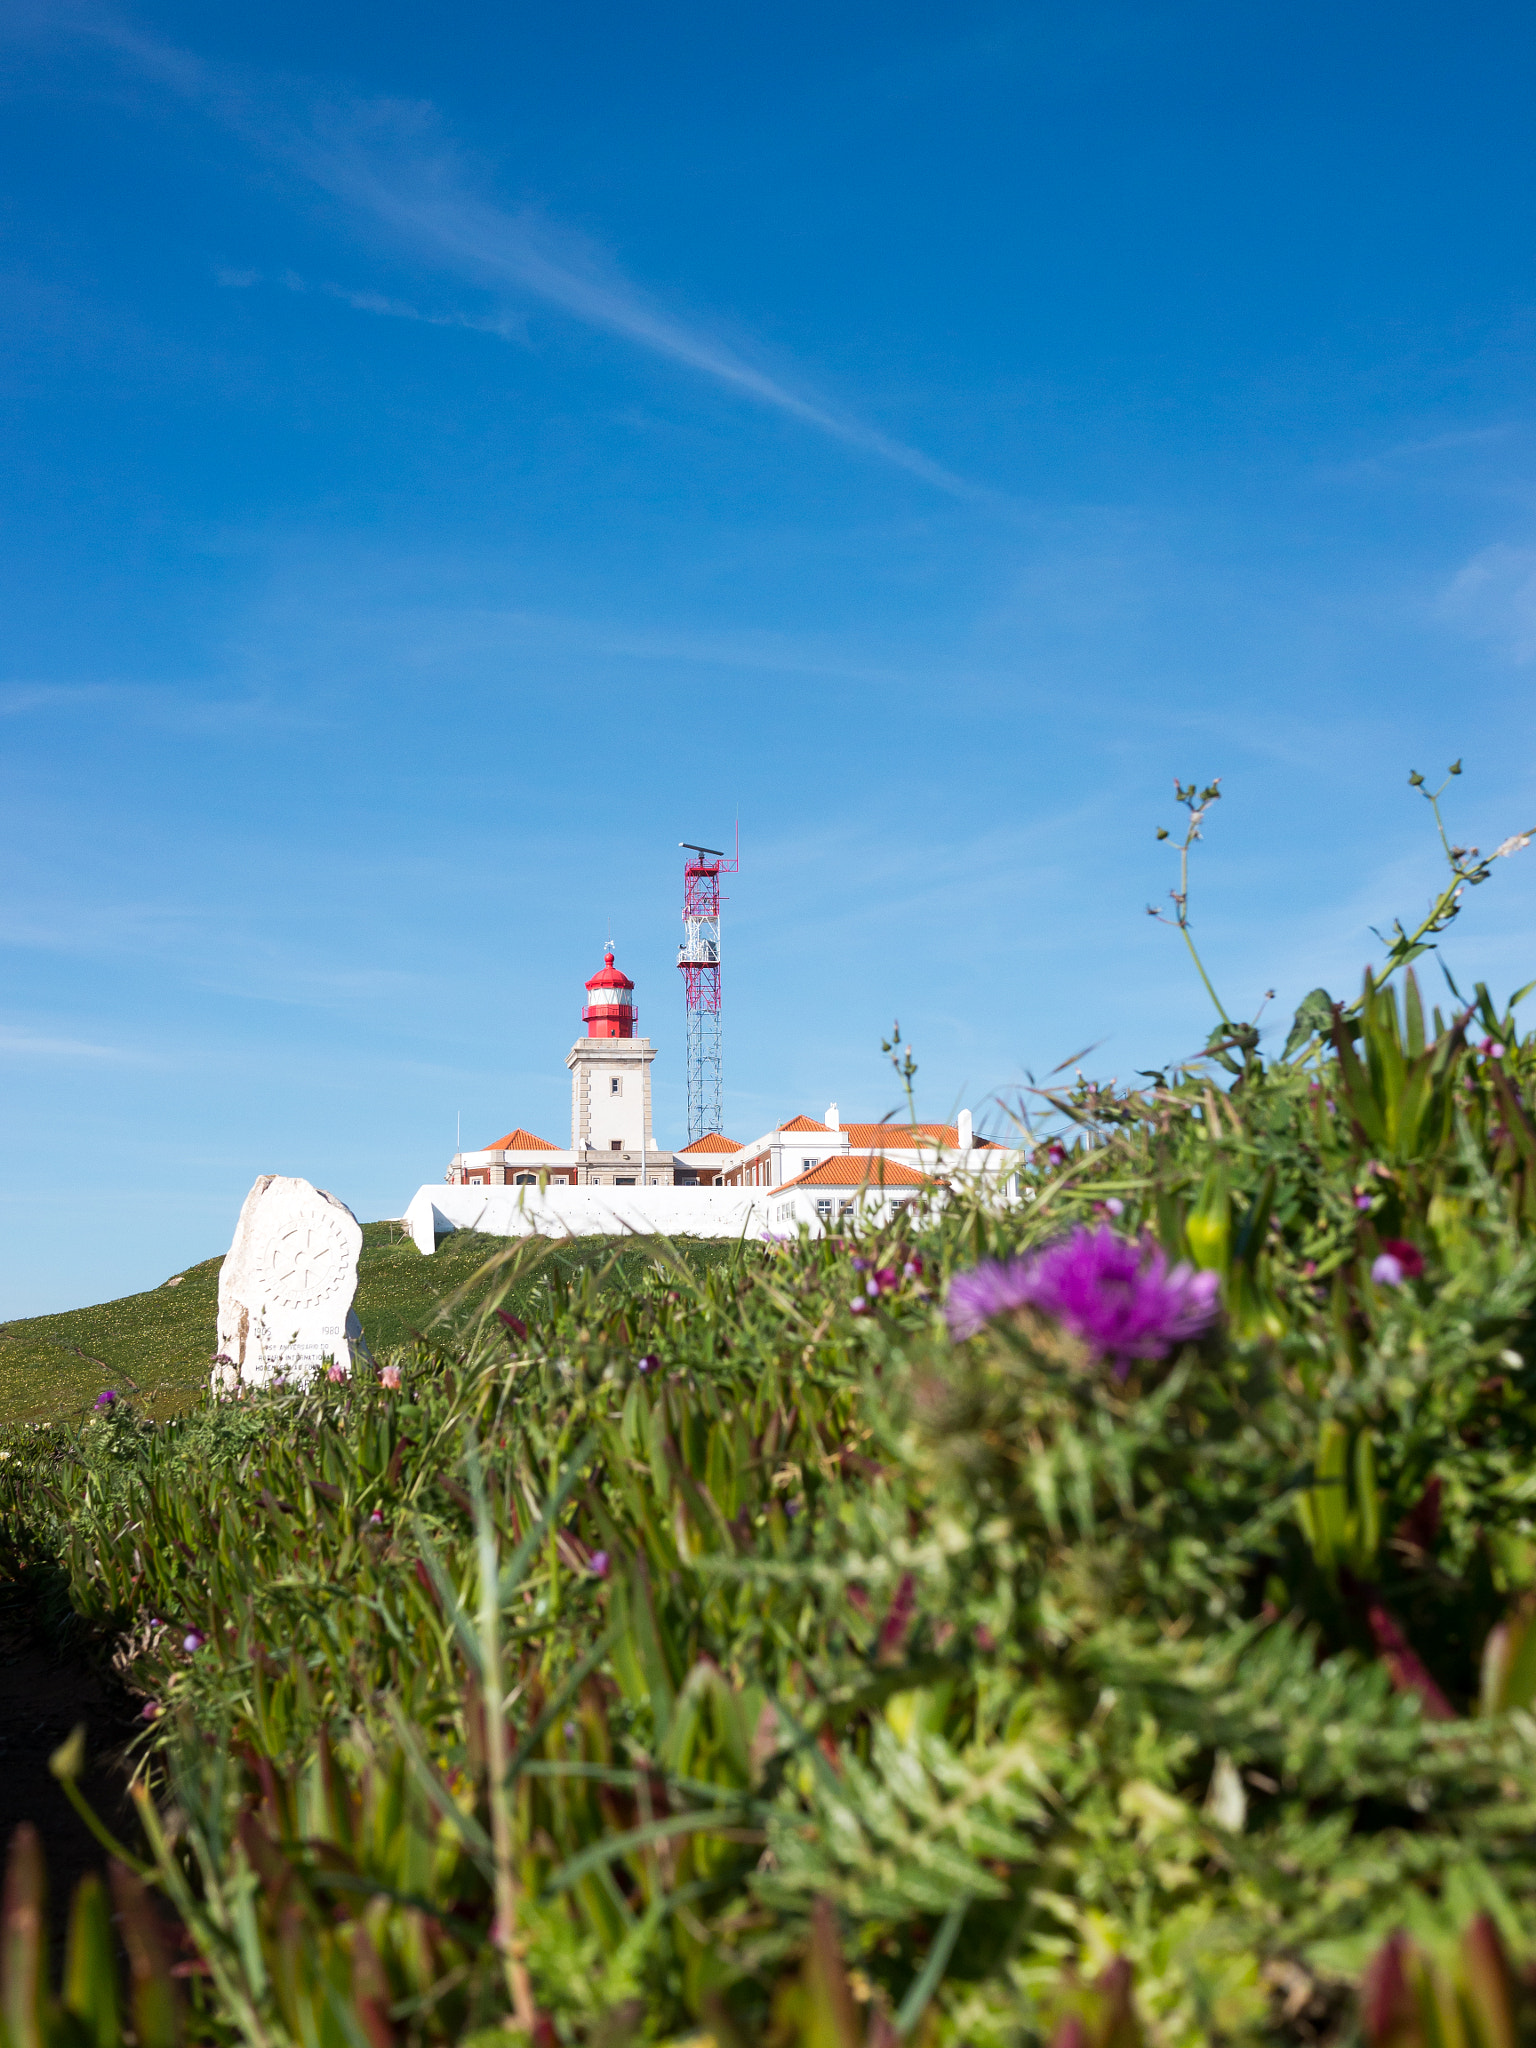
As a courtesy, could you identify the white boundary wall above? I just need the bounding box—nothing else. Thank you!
[403,1183,767,1254]
[402,1164,1024,1256]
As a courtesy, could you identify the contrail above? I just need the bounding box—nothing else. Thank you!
[34,8,980,498]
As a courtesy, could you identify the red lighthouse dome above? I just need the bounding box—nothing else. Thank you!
[582,949,637,1039]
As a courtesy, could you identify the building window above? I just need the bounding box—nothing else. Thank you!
[515,1174,537,1185]
[610,1138,622,1151]
[816,1199,832,1219]
[802,1158,815,1171]
[610,1077,622,1095]
[614,1176,635,1185]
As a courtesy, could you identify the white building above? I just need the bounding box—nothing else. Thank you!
[420,946,1020,1250]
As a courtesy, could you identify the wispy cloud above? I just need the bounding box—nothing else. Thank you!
[1322,423,1515,484]
[319,600,913,686]
[215,264,530,342]
[0,683,122,717]
[0,676,327,734]
[44,10,978,498]
[0,1025,147,1062]
[1438,542,1536,662]
[0,894,198,959]
[190,960,427,1010]
[293,135,976,495]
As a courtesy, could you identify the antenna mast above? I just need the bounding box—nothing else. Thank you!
[677,836,738,1142]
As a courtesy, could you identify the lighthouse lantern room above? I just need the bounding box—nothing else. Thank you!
[581,950,636,1038]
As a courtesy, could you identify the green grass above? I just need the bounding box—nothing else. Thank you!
[0,1225,737,1428]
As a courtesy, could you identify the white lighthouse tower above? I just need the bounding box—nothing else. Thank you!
[566,947,656,1177]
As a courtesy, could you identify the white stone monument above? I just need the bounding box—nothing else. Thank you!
[213,1175,365,1393]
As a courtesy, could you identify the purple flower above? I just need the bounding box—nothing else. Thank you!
[1372,1237,1425,1288]
[637,1353,660,1376]
[1354,1193,1373,1211]
[945,1225,1220,1370]
[850,1297,868,1315]
[1380,1237,1424,1278]
[183,1631,205,1654]
[94,1390,117,1410]
[589,1551,610,1579]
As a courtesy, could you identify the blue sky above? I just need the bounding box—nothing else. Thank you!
[3,0,1536,1315]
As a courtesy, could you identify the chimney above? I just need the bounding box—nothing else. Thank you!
[957,1108,974,1152]
[825,1102,840,1129]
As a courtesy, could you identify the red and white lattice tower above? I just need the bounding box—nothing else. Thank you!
[677,837,738,1142]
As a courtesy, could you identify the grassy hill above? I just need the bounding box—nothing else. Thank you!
[0,1224,727,1428]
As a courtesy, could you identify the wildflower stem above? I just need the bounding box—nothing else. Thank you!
[47,1729,155,1879]
[1426,786,1456,865]
[1150,779,1233,1027]
[1365,764,1511,1002]
[1180,919,1233,1028]
[881,1020,922,1127]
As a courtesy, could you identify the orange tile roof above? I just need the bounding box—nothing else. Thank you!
[679,1132,744,1153]
[775,1155,933,1190]
[484,1128,560,1152]
[840,1123,999,1149]
[778,1114,832,1132]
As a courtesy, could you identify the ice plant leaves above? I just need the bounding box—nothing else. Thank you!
[13,904,1536,2043]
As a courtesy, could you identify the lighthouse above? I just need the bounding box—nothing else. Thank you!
[566,946,656,1166]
